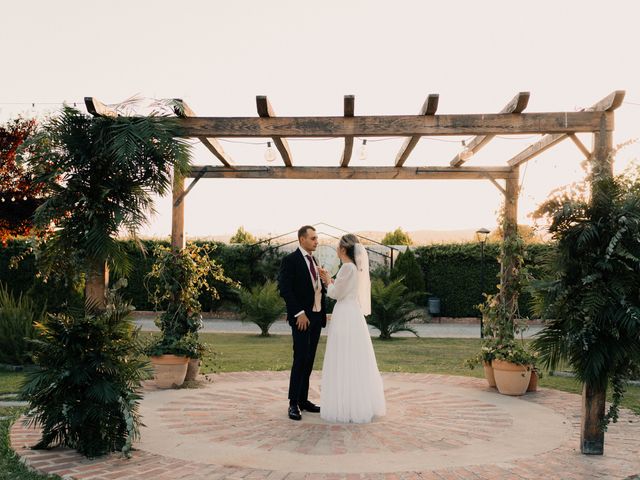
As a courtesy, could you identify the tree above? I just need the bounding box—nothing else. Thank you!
[531,169,640,454]
[230,226,256,244]
[382,227,412,246]
[31,105,191,304]
[0,117,45,245]
[390,248,425,296]
[23,104,192,457]
[488,224,543,244]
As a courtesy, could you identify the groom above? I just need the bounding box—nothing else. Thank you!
[278,225,327,421]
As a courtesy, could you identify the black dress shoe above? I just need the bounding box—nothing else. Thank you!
[299,401,321,413]
[288,405,302,421]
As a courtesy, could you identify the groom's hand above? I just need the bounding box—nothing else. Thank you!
[296,313,310,331]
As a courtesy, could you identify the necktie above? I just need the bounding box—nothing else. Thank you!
[306,255,317,279]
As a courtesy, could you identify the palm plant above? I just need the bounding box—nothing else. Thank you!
[238,280,285,337]
[531,170,640,453]
[22,282,149,457]
[368,278,423,340]
[30,104,191,301]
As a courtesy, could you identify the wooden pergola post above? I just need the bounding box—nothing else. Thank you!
[580,113,615,455]
[171,172,186,251]
[85,261,109,308]
[500,166,520,337]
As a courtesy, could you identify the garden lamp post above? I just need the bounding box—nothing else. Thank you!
[476,227,490,338]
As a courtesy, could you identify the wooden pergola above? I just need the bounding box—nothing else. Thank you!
[86,89,625,454]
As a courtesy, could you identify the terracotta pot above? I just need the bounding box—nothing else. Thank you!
[527,369,539,392]
[185,358,201,381]
[483,361,496,388]
[492,359,532,396]
[150,355,188,388]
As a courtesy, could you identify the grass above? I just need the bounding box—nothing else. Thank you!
[0,407,59,480]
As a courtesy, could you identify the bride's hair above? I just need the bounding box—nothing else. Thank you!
[339,234,359,267]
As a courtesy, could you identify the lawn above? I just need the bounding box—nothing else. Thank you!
[3,334,639,415]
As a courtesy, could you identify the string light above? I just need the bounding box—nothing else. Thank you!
[264,141,276,162]
[358,139,367,160]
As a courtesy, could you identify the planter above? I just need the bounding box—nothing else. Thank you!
[492,359,532,396]
[483,361,496,388]
[527,369,539,392]
[150,354,189,388]
[185,358,201,381]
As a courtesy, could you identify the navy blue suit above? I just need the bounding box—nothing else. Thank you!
[278,249,327,404]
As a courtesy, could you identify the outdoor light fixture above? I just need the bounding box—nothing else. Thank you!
[264,141,276,162]
[359,139,368,160]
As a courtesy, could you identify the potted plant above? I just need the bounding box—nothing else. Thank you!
[466,337,499,387]
[491,340,536,396]
[145,243,235,388]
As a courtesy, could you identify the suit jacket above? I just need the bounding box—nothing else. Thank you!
[278,249,327,327]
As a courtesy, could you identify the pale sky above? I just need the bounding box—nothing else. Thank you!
[2,0,639,240]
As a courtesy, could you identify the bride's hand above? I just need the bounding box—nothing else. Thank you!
[319,268,331,285]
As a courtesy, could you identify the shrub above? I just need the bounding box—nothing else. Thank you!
[368,278,424,340]
[382,227,412,246]
[22,284,149,457]
[0,283,44,365]
[238,280,285,337]
[390,248,426,301]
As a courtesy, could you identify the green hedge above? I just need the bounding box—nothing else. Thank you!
[1,239,552,317]
[414,243,553,318]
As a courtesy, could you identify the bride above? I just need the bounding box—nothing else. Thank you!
[319,234,386,423]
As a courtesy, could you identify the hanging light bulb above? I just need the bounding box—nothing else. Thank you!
[1,197,4,202]
[358,139,368,160]
[23,196,28,201]
[265,141,276,162]
[11,196,16,202]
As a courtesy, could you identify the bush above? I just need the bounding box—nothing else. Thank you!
[238,280,285,337]
[368,278,424,340]
[390,248,426,301]
[21,284,149,457]
[0,283,43,365]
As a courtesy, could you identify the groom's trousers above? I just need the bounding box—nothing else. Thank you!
[288,311,323,404]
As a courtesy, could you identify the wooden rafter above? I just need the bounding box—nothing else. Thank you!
[508,90,625,168]
[395,94,439,167]
[568,133,590,159]
[340,95,355,167]
[256,96,293,167]
[188,165,512,180]
[84,97,117,118]
[450,92,530,167]
[173,99,233,168]
[177,111,605,138]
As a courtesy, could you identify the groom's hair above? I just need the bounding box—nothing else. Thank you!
[298,225,315,240]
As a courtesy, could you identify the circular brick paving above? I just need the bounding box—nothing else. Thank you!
[10,372,640,479]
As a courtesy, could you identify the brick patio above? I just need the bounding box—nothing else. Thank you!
[10,372,640,479]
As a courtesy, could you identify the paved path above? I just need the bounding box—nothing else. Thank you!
[9,372,640,479]
[135,318,544,338]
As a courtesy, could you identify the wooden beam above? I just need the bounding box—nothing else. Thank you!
[507,90,624,168]
[173,99,233,168]
[340,95,355,167]
[177,111,605,138]
[508,133,567,167]
[451,92,530,167]
[256,96,293,167]
[171,174,186,250]
[84,97,117,117]
[568,133,590,159]
[395,94,439,167]
[188,165,512,180]
[591,90,625,112]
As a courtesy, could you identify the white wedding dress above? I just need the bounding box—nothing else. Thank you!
[320,262,386,423]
